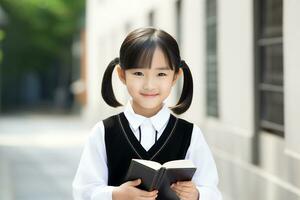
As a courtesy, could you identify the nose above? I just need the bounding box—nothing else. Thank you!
[143,76,156,91]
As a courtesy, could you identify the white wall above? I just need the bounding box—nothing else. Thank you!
[200,0,255,163]
[218,0,254,137]
[180,0,205,124]
[284,0,300,159]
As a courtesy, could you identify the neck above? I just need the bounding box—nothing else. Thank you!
[131,100,163,118]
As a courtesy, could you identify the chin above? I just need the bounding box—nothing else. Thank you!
[140,103,162,110]
[133,98,162,108]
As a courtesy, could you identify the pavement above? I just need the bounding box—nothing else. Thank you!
[0,113,92,200]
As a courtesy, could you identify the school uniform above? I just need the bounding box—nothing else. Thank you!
[72,100,222,200]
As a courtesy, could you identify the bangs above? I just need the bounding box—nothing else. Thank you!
[121,39,175,70]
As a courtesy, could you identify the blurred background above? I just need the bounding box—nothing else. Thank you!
[0,0,299,200]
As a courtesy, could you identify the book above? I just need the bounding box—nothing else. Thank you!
[124,159,197,200]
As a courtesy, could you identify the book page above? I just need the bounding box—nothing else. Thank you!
[133,159,162,170]
[162,159,195,169]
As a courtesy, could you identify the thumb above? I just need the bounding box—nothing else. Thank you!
[127,179,141,186]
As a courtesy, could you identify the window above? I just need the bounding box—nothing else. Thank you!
[255,0,284,136]
[175,0,183,98]
[148,10,154,26]
[176,0,182,45]
[205,0,219,117]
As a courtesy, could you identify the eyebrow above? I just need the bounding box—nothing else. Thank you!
[131,67,171,71]
[154,67,171,70]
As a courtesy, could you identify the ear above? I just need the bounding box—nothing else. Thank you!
[116,65,126,85]
[172,68,183,86]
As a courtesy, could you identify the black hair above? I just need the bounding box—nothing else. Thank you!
[101,27,193,115]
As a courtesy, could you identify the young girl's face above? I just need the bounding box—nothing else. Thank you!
[117,48,182,115]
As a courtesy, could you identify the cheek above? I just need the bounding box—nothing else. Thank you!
[159,80,173,92]
[126,81,141,93]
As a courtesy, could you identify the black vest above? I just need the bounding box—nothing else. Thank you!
[103,112,193,186]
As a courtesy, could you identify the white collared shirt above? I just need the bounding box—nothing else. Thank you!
[72,100,222,200]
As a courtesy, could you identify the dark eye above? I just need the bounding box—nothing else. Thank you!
[158,73,167,76]
[133,72,143,76]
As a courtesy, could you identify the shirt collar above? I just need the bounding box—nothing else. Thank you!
[123,99,171,132]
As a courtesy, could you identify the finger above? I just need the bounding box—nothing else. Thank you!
[139,196,158,200]
[172,185,191,196]
[175,184,194,190]
[126,179,141,187]
[172,186,198,200]
[171,186,190,193]
[171,183,192,191]
[138,189,158,197]
[173,190,191,200]
[181,192,197,200]
[173,188,193,200]
[171,183,191,190]
[176,181,194,187]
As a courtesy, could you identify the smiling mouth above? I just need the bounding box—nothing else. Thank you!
[141,93,159,97]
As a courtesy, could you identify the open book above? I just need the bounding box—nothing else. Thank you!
[124,159,197,200]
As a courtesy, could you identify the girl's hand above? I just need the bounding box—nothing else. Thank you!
[171,181,199,200]
[112,179,158,200]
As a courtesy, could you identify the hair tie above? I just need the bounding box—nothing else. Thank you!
[114,57,120,65]
[179,60,185,68]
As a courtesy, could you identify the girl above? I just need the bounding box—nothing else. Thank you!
[73,27,222,200]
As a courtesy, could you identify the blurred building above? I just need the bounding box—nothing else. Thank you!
[0,5,8,113]
[0,2,85,113]
[83,0,300,199]
[71,15,87,112]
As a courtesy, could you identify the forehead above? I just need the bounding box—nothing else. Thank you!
[150,48,169,69]
[122,41,175,71]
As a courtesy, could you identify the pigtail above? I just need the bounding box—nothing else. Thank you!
[101,57,123,107]
[171,60,194,115]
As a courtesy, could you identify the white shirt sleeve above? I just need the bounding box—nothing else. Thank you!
[72,121,116,200]
[185,125,222,200]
